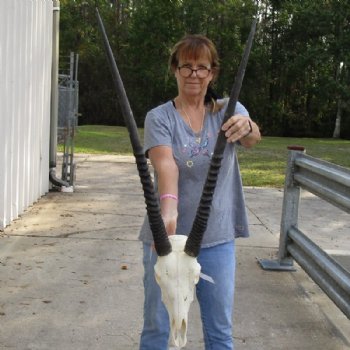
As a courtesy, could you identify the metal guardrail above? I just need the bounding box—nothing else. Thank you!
[259,146,350,319]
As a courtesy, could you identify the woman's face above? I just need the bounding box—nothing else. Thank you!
[175,55,213,99]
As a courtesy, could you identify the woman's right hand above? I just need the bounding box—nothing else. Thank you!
[148,145,180,236]
[160,199,178,236]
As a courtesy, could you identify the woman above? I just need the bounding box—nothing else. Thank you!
[139,34,261,350]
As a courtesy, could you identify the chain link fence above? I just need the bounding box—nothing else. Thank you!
[58,52,79,185]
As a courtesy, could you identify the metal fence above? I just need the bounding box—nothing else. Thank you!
[0,0,53,230]
[259,146,350,319]
[58,52,79,185]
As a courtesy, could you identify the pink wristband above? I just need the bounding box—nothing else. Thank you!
[159,194,178,201]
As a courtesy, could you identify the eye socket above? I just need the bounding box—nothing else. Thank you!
[155,272,161,284]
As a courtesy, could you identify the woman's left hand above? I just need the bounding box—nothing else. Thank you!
[222,114,261,148]
[221,114,252,143]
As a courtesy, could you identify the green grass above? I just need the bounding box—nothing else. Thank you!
[60,125,350,188]
[60,125,143,155]
[238,137,350,187]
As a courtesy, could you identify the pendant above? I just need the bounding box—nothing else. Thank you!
[195,137,201,144]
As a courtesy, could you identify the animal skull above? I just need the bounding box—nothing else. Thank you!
[154,235,201,348]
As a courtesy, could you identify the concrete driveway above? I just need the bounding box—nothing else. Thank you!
[0,154,349,350]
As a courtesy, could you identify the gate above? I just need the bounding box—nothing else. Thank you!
[58,52,79,186]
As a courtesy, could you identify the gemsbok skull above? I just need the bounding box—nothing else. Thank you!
[155,235,201,347]
[96,9,256,348]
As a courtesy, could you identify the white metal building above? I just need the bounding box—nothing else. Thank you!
[0,0,54,230]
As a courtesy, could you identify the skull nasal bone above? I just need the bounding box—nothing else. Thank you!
[172,319,187,348]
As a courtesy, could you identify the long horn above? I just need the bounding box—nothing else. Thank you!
[185,18,257,257]
[95,8,171,256]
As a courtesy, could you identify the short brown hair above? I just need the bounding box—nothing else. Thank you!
[169,34,220,81]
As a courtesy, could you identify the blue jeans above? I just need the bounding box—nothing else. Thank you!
[139,241,236,350]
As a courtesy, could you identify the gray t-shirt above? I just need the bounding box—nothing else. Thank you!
[139,98,250,247]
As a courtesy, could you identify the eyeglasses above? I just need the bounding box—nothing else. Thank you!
[178,65,211,78]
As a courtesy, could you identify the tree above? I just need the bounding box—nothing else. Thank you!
[252,0,350,137]
[60,0,133,125]
[58,0,350,138]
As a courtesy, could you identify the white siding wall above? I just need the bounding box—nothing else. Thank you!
[0,0,53,229]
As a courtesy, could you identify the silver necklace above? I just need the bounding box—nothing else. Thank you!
[179,101,205,144]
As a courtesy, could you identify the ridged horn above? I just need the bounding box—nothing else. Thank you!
[184,18,257,257]
[95,8,171,256]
